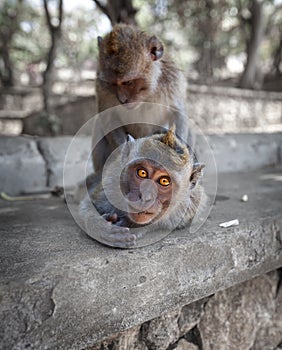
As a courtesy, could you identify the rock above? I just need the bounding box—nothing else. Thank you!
[178,298,208,337]
[199,272,279,350]
[251,273,282,350]
[141,310,180,350]
[175,339,199,350]
[86,325,147,350]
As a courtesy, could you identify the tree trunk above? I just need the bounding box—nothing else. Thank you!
[0,43,14,87]
[42,29,61,115]
[272,37,282,75]
[41,0,63,135]
[0,0,23,87]
[239,0,264,89]
[93,0,137,25]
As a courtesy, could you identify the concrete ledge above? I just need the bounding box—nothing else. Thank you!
[0,136,46,194]
[0,133,281,195]
[0,168,281,349]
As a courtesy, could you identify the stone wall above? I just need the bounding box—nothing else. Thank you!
[1,84,281,136]
[187,84,282,134]
[87,270,282,350]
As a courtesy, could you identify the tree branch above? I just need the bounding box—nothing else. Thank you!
[93,0,110,19]
[58,0,63,24]
[43,0,52,29]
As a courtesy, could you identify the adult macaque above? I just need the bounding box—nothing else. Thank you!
[80,127,204,248]
[92,24,192,173]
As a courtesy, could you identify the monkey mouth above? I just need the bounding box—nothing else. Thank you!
[137,211,154,215]
[123,102,140,110]
[128,209,156,224]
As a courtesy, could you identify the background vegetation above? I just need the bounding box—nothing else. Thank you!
[0,0,281,134]
[1,0,282,89]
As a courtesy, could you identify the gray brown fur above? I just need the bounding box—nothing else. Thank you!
[92,24,191,173]
[80,128,204,248]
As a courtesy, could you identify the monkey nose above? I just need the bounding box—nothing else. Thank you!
[117,94,129,104]
[140,179,158,205]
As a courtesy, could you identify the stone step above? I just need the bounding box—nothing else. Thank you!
[0,110,31,119]
[0,168,281,349]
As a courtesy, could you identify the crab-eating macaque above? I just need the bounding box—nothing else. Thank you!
[80,127,204,248]
[92,24,193,173]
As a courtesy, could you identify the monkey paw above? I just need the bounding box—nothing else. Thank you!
[102,213,118,223]
[101,223,136,248]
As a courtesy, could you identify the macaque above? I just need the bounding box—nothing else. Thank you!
[92,24,192,173]
[80,127,204,248]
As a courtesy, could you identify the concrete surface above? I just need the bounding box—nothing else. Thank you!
[0,168,281,350]
[0,133,281,195]
[0,136,46,194]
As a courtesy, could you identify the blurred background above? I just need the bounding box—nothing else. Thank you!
[0,0,281,136]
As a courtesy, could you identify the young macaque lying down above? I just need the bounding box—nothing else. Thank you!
[80,126,205,248]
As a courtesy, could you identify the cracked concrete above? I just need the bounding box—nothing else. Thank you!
[37,136,92,189]
[0,168,281,349]
[36,140,51,188]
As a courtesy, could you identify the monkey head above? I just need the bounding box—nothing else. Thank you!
[120,127,205,227]
[121,158,173,225]
[97,24,164,108]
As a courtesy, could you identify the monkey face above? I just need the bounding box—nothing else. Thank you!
[121,160,173,225]
[97,25,165,109]
[100,77,149,108]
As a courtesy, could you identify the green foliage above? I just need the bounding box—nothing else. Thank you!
[134,0,282,82]
[60,8,100,69]
[1,0,281,87]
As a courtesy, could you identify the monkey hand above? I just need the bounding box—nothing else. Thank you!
[100,221,136,248]
[86,213,136,248]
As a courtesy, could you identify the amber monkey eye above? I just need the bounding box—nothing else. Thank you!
[158,177,171,187]
[137,168,148,178]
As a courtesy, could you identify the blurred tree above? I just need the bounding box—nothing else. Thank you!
[156,0,230,82]
[42,0,64,135]
[1,0,281,93]
[0,0,23,87]
[266,2,282,76]
[92,0,137,25]
[272,37,282,75]
[238,0,265,89]
[184,0,228,82]
[62,8,101,73]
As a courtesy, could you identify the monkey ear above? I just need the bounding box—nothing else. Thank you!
[97,36,103,49]
[148,35,164,61]
[190,163,205,189]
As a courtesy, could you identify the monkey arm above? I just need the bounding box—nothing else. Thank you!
[173,103,195,150]
[92,120,127,173]
[79,195,136,248]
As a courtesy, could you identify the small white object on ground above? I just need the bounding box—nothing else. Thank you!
[219,219,240,228]
[241,194,248,202]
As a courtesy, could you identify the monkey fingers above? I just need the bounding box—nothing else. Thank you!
[102,213,118,223]
[100,225,137,248]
